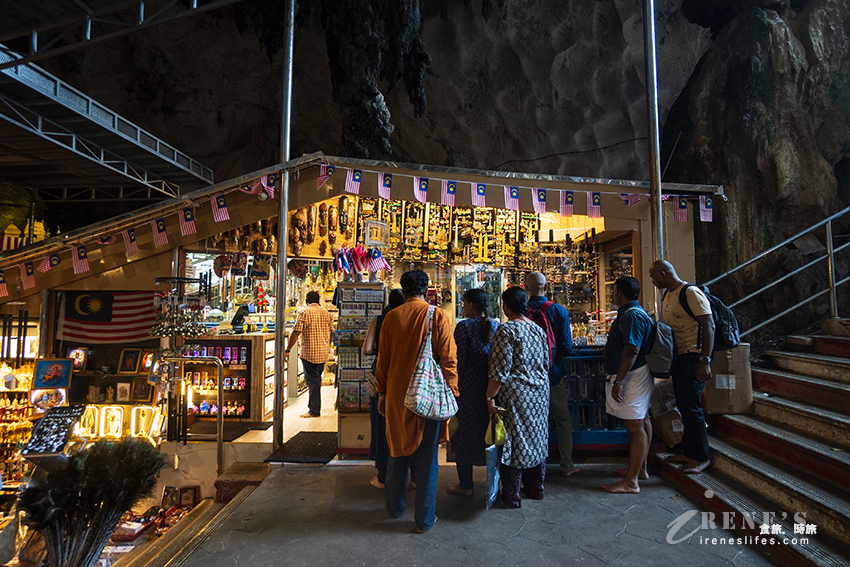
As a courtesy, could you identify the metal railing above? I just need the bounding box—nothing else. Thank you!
[703,205,850,338]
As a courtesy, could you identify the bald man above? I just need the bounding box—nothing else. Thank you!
[649,260,714,475]
[525,272,580,477]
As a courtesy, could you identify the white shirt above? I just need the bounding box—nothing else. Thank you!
[662,283,711,355]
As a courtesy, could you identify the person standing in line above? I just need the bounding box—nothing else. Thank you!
[284,291,334,419]
[486,286,550,508]
[376,270,458,533]
[363,289,405,489]
[524,271,580,477]
[445,288,500,496]
[649,260,714,475]
[602,277,654,493]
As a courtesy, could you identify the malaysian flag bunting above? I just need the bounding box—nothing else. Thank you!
[674,196,689,222]
[0,270,7,297]
[239,181,264,195]
[98,235,116,245]
[472,183,487,207]
[560,191,574,217]
[378,172,392,199]
[123,228,138,256]
[345,169,362,195]
[413,177,429,203]
[504,186,519,211]
[19,262,34,289]
[316,164,335,190]
[700,195,713,222]
[533,189,547,214]
[37,253,61,273]
[441,180,457,206]
[266,173,276,198]
[211,195,230,222]
[179,208,197,236]
[73,245,90,274]
[588,192,602,218]
[58,291,157,344]
[618,193,641,206]
[152,218,169,247]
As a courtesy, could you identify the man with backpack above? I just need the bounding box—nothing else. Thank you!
[602,277,654,493]
[525,272,581,478]
[649,260,715,475]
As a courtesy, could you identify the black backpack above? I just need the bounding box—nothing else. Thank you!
[679,284,740,351]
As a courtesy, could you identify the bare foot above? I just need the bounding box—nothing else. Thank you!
[665,453,689,463]
[682,459,711,474]
[603,479,640,494]
[614,467,649,480]
[416,516,437,533]
[299,412,319,418]
[445,484,473,496]
[369,477,385,490]
[560,466,582,478]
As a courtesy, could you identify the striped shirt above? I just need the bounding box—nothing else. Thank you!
[293,303,334,364]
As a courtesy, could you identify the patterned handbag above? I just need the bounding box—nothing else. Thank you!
[404,305,458,421]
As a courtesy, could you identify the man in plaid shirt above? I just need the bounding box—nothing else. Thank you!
[284,291,334,418]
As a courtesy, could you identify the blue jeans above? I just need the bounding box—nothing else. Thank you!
[386,419,440,531]
[672,353,711,462]
[301,360,324,417]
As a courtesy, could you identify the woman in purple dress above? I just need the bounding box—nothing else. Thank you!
[446,288,500,496]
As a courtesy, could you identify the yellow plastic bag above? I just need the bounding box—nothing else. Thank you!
[484,414,505,447]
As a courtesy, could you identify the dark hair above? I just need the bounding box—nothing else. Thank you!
[463,288,493,344]
[614,276,640,301]
[386,289,405,314]
[305,291,320,304]
[400,270,429,297]
[502,286,528,317]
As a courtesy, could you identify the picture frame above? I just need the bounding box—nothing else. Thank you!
[131,375,153,403]
[66,347,89,372]
[28,388,68,415]
[33,359,74,389]
[116,382,131,402]
[179,486,200,509]
[117,348,142,374]
[364,220,388,247]
[140,349,156,372]
[161,486,179,510]
[147,353,161,386]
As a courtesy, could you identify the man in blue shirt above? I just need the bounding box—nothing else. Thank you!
[525,272,580,477]
[603,276,654,493]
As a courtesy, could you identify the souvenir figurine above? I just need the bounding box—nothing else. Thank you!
[328,205,338,243]
[319,203,328,237]
[339,196,349,233]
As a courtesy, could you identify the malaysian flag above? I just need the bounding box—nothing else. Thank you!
[441,180,457,206]
[0,270,7,297]
[378,172,392,199]
[266,173,276,198]
[618,193,642,206]
[73,245,90,274]
[674,196,689,222]
[700,195,714,222]
[413,177,429,203]
[560,191,574,217]
[20,262,34,289]
[316,164,335,190]
[533,189,547,214]
[152,218,169,247]
[179,208,197,236]
[37,253,61,273]
[98,235,116,245]
[345,169,362,195]
[472,183,487,207]
[123,228,138,256]
[58,291,157,344]
[211,195,230,222]
[588,192,602,218]
[504,186,519,210]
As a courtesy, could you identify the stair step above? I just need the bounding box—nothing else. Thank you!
[711,414,850,492]
[764,351,850,385]
[752,394,850,450]
[658,458,848,567]
[786,335,815,352]
[752,368,850,413]
[812,335,850,358]
[709,437,850,547]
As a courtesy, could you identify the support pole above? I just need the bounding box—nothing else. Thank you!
[273,0,296,453]
[826,220,838,318]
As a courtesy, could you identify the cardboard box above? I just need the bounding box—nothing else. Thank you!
[651,407,684,448]
[650,378,677,418]
[704,343,753,414]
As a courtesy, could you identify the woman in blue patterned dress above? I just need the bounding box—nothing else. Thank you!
[446,288,500,496]
[485,286,550,508]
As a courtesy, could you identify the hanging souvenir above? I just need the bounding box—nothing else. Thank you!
[319,203,328,237]
[319,240,328,256]
[213,255,231,278]
[346,200,355,240]
[339,196,349,234]
[306,205,316,244]
[231,252,248,276]
[329,205,338,244]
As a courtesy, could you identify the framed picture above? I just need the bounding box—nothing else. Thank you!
[140,349,155,372]
[116,382,131,402]
[29,388,68,415]
[117,348,142,374]
[33,359,74,389]
[364,220,387,247]
[147,354,161,386]
[179,486,200,509]
[66,347,89,371]
[161,486,179,510]
[131,375,153,403]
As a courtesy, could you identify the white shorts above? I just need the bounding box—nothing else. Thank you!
[606,364,653,420]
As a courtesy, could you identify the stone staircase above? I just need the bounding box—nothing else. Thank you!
[657,333,850,566]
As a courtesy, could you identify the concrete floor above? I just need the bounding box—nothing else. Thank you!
[181,463,775,567]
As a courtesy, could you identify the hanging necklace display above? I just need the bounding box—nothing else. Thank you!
[151,277,208,339]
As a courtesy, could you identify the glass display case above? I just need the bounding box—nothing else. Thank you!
[453,266,504,323]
